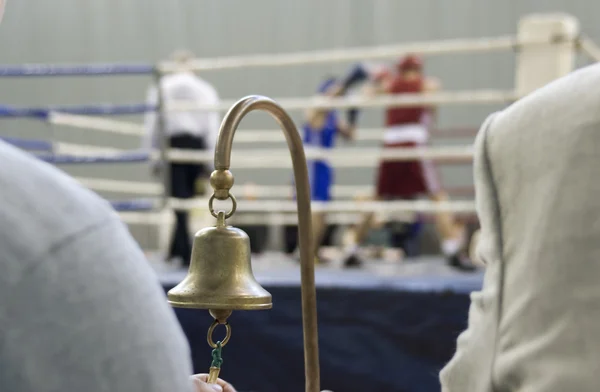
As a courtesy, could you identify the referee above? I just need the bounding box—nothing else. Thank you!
[143,50,220,266]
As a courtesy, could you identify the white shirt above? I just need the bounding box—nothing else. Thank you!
[143,71,220,151]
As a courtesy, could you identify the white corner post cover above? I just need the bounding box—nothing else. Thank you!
[515,13,580,95]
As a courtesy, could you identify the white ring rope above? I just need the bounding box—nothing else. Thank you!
[166,89,518,112]
[121,211,470,227]
[193,127,477,143]
[170,198,476,213]
[74,177,163,195]
[74,177,473,198]
[50,144,474,165]
[119,211,414,227]
[54,142,126,155]
[119,198,476,228]
[49,118,477,141]
[167,146,474,165]
[48,112,145,136]
[157,35,555,73]
[44,90,515,138]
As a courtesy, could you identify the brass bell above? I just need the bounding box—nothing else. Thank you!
[167,216,272,315]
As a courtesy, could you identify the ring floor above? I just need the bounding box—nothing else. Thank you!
[156,253,485,294]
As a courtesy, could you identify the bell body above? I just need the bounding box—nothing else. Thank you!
[167,224,272,311]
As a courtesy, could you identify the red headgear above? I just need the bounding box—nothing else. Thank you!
[398,55,423,72]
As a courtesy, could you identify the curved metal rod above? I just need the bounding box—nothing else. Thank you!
[215,95,320,392]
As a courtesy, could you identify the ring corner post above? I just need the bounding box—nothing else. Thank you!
[152,64,170,211]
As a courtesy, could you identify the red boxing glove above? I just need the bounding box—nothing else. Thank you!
[370,64,393,83]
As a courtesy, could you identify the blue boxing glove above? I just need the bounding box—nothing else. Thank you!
[339,63,369,94]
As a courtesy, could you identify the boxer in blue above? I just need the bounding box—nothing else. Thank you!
[300,77,357,262]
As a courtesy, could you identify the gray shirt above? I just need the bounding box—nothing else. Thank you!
[0,141,193,392]
[440,63,600,391]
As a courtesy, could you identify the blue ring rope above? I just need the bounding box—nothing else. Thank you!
[0,136,53,152]
[0,64,154,77]
[37,152,151,164]
[46,103,155,116]
[2,137,153,165]
[0,106,51,119]
[0,103,155,118]
[0,62,177,214]
[110,199,155,212]
[4,136,152,164]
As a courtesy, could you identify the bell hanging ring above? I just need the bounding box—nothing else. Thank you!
[167,200,272,320]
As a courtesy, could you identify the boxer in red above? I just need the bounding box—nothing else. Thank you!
[338,55,475,271]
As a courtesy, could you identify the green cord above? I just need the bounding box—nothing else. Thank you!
[211,341,224,368]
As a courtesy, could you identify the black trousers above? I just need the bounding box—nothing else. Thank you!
[168,134,207,264]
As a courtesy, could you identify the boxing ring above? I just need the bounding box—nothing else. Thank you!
[2,14,598,392]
